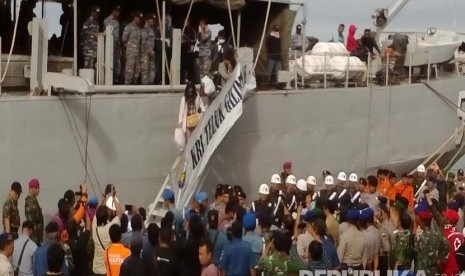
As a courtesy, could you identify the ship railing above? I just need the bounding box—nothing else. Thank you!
[289,47,463,89]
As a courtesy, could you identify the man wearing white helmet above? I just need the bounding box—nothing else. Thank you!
[306,176,316,194]
[414,164,427,194]
[284,175,298,214]
[269,174,284,228]
[251,184,273,225]
[336,172,347,193]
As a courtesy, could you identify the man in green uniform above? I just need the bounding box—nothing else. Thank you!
[2,182,22,238]
[414,200,449,275]
[25,178,44,245]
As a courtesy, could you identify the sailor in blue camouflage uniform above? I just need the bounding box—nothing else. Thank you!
[103,5,122,84]
[80,6,100,69]
[122,12,142,84]
[140,14,156,85]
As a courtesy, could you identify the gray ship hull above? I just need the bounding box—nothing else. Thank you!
[0,77,464,219]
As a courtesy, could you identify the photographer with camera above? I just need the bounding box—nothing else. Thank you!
[52,184,88,233]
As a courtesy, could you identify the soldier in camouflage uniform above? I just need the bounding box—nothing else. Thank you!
[140,14,156,85]
[414,201,449,276]
[80,6,100,69]
[2,182,22,238]
[197,18,212,79]
[392,212,414,270]
[122,12,142,84]
[103,5,122,84]
[25,178,44,245]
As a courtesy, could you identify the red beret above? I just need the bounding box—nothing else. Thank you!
[29,178,40,189]
[283,161,292,169]
[443,209,459,225]
[417,210,433,220]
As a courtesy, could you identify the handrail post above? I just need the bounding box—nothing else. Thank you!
[366,52,371,86]
[408,52,412,84]
[294,50,297,90]
[345,53,349,88]
[427,52,431,83]
[324,52,327,89]
[385,53,389,86]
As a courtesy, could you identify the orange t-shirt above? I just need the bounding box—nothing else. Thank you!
[377,179,392,196]
[104,243,131,276]
[395,184,414,210]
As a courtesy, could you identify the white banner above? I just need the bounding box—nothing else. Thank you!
[177,64,247,207]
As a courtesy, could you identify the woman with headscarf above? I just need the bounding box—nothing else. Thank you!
[178,82,205,138]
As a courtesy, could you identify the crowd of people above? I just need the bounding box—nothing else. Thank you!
[80,5,235,87]
[3,160,465,276]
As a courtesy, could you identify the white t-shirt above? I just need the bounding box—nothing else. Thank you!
[0,253,13,276]
[92,216,121,274]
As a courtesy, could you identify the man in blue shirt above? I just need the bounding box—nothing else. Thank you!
[162,189,184,237]
[12,221,37,276]
[122,214,149,249]
[219,221,256,276]
[207,209,228,265]
[241,212,264,267]
[33,222,68,276]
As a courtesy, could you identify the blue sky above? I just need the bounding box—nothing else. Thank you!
[36,0,465,39]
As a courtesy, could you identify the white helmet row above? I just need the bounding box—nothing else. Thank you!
[306,176,316,186]
[337,172,347,181]
[286,175,296,185]
[270,174,281,184]
[296,179,308,191]
[324,175,334,185]
[349,173,358,182]
[259,183,270,195]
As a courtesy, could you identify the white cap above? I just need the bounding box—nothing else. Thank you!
[337,172,347,181]
[417,164,426,173]
[324,175,334,185]
[259,184,270,195]
[286,175,297,185]
[105,196,119,211]
[296,179,308,191]
[306,176,316,186]
[270,174,281,184]
[349,173,358,182]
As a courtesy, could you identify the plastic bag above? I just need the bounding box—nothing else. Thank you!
[201,75,216,96]
[174,127,186,151]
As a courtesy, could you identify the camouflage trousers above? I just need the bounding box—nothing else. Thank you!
[125,52,141,84]
[113,46,122,84]
[140,53,156,85]
[199,56,210,79]
[83,56,95,69]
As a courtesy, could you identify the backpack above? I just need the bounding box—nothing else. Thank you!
[59,241,76,274]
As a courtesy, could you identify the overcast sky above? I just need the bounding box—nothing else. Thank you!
[295,0,465,40]
[37,0,465,39]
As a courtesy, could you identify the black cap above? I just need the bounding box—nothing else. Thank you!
[296,24,302,30]
[236,190,247,199]
[459,169,464,176]
[11,181,22,194]
[322,170,332,176]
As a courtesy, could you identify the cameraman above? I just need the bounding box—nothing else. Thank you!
[53,184,88,233]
